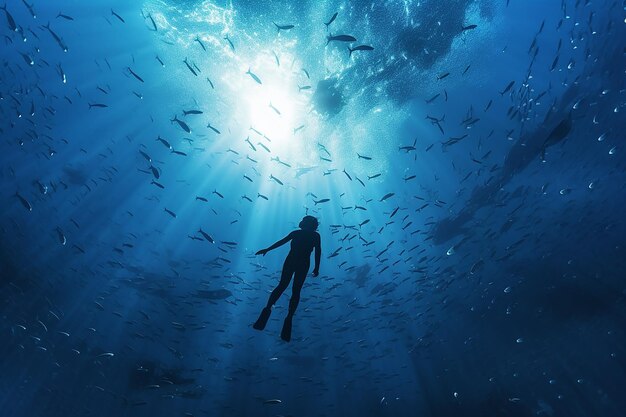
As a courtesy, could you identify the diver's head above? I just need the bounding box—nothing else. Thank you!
[299,215,319,231]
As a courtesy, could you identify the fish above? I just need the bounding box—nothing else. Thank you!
[88,103,108,109]
[426,93,440,104]
[171,116,191,133]
[183,58,197,76]
[198,228,215,243]
[325,12,338,29]
[499,81,515,96]
[302,68,310,79]
[213,190,224,198]
[258,193,268,200]
[15,192,32,211]
[357,153,372,160]
[151,180,164,189]
[368,174,381,180]
[470,260,484,274]
[111,9,125,23]
[246,68,262,84]
[461,24,477,31]
[343,169,352,181]
[314,199,330,205]
[348,45,374,56]
[326,34,356,45]
[1,4,17,31]
[196,196,208,202]
[164,208,177,218]
[44,23,68,52]
[207,123,221,134]
[550,55,559,71]
[183,109,203,116]
[380,193,395,202]
[156,55,165,67]
[149,165,160,179]
[156,136,172,149]
[57,12,74,21]
[295,167,316,178]
[34,180,46,195]
[145,12,157,31]
[244,137,256,151]
[263,399,282,405]
[195,36,206,51]
[22,0,36,19]
[28,28,40,40]
[269,174,283,185]
[274,23,294,33]
[224,34,235,51]
[437,72,450,80]
[271,157,291,167]
[19,52,33,66]
[298,85,311,92]
[139,150,151,162]
[127,67,144,82]
[269,102,281,115]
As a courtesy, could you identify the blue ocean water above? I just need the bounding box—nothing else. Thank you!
[1,0,625,416]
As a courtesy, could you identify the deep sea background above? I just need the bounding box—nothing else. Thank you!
[1,0,625,416]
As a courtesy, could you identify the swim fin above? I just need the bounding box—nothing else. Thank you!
[280,316,292,342]
[253,307,271,330]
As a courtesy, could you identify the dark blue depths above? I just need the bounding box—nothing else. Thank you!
[1,0,625,416]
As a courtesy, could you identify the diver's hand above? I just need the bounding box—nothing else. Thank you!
[255,249,268,256]
[312,269,319,277]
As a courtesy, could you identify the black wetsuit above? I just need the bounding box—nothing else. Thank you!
[266,230,321,315]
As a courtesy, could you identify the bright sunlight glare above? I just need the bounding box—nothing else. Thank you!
[221,50,318,163]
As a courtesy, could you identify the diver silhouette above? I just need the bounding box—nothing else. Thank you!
[253,215,321,342]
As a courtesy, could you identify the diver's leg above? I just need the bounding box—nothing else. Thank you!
[287,266,308,317]
[281,263,308,342]
[253,305,272,330]
[254,259,295,331]
[266,259,295,308]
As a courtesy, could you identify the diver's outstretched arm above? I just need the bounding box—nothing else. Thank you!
[256,232,293,256]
